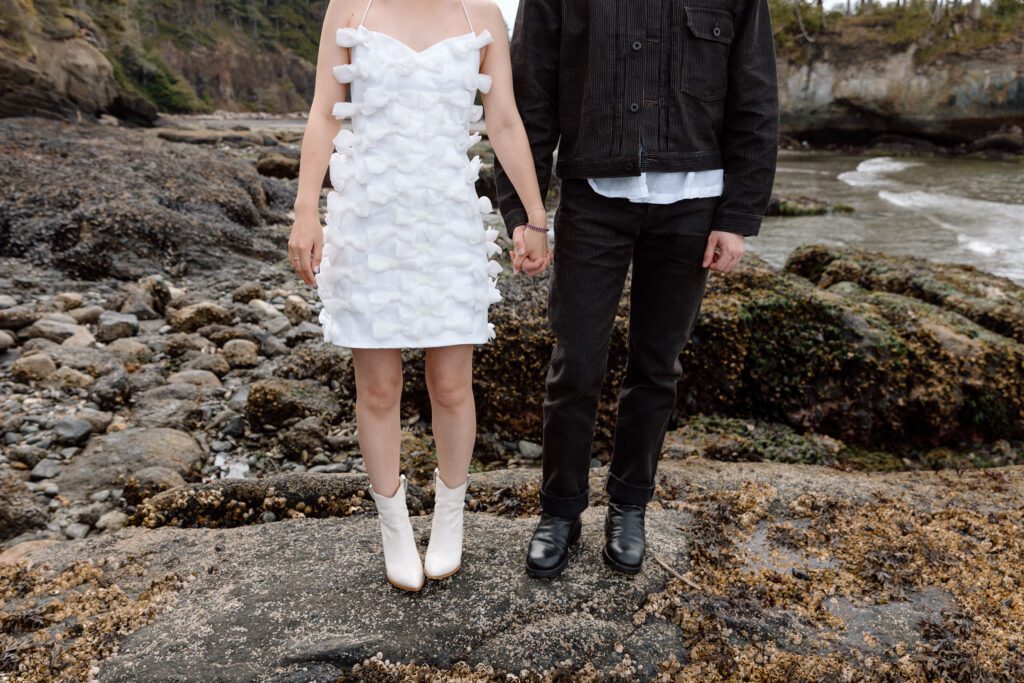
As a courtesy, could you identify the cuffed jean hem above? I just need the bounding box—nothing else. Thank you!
[606,471,656,507]
[540,487,589,519]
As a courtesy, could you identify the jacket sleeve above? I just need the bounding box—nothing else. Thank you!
[493,0,561,238]
[711,0,780,237]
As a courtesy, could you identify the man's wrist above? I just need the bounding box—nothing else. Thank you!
[502,208,528,237]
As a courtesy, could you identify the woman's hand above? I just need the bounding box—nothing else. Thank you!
[510,225,551,276]
[288,213,324,287]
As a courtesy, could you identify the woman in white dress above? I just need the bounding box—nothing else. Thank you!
[288,0,549,591]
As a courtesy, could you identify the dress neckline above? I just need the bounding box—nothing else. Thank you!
[357,25,478,56]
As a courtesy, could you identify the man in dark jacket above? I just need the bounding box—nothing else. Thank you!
[494,0,779,577]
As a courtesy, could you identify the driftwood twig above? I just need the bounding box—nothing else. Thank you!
[653,553,704,591]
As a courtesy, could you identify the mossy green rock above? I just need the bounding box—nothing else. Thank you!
[470,254,1023,451]
[785,244,1024,344]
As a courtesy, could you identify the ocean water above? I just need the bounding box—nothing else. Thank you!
[751,151,1024,283]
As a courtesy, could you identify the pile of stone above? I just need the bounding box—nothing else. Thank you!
[0,265,363,546]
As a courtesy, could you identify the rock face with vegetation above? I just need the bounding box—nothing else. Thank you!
[0,0,321,121]
[3,0,1022,151]
[3,460,1024,681]
[772,0,1024,146]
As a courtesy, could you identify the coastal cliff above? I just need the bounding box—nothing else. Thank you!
[0,0,321,123]
[2,0,1021,145]
[778,34,1024,145]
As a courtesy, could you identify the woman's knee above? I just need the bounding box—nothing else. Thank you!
[426,368,473,411]
[357,373,403,414]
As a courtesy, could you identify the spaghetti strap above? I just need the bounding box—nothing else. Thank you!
[458,0,474,33]
[358,0,375,28]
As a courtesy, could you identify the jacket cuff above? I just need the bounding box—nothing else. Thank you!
[500,207,528,239]
[710,208,764,237]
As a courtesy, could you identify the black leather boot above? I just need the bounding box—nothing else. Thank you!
[603,501,646,574]
[525,513,582,578]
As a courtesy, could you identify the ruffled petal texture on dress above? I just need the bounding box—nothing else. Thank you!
[316,26,502,349]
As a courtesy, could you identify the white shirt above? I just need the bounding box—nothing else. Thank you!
[588,169,724,204]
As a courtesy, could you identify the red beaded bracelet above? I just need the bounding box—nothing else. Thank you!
[525,223,549,233]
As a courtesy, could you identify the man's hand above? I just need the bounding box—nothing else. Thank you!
[702,230,745,273]
[510,225,552,276]
[288,215,324,287]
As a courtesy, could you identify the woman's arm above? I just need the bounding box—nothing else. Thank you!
[288,0,351,287]
[478,3,550,277]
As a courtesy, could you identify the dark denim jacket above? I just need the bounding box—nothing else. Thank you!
[494,0,780,236]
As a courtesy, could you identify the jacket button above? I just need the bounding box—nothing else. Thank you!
[629,102,639,113]
[632,41,642,51]
[713,26,721,36]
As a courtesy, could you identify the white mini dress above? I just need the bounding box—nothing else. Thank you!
[316,2,502,349]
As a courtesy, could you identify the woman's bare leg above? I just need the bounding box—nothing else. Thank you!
[352,348,404,497]
[424,344,475,487]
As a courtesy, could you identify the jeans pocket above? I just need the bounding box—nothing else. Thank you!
[678,6,734,101]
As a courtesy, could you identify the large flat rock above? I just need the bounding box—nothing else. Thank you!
[5,459,1024,681]
[77,508,686,682]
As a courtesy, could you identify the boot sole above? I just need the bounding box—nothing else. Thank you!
[525,523,581,579]
[602,545,643,575]
[425,564,462,581]
[387,577,425,592]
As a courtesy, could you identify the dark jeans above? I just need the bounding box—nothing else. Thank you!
[540,179,715,519]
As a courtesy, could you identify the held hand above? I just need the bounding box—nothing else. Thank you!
[288,215,324,287]
[702,230,745,273]
[510,225,552,277]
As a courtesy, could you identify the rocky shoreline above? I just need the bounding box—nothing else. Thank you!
[1,116,1023,681]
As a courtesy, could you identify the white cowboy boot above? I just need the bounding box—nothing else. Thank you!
[424,468,469,580]
[368,474,424,592]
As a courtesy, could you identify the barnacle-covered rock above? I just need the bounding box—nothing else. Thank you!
[786,244,1024,344]
[245,378,342,428]
[0,470,48,541]
[131,471,429,529]
[474,253,1024,451]
[0,120,285,280]
[7,460,1024,681]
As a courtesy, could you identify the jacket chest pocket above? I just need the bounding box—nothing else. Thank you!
[674,5,735,101]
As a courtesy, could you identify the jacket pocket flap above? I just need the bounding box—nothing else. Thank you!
[684,7,734,44]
